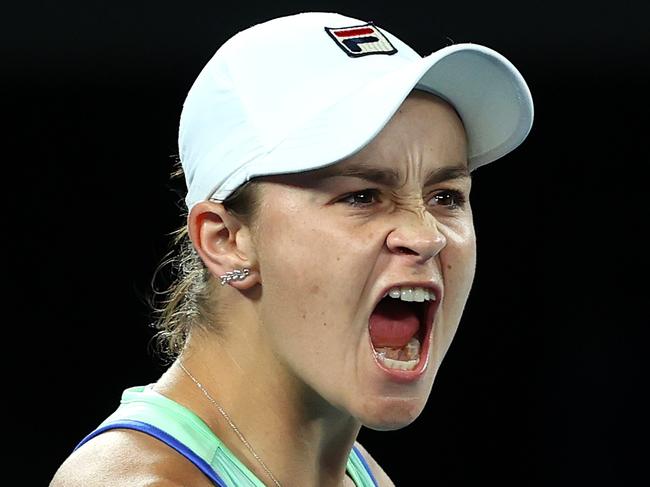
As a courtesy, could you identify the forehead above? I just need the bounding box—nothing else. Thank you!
[255,91,469,192]
[297,92,467,184]
[303,160,470,190]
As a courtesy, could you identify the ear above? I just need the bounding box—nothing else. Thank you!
[187,200,260,290]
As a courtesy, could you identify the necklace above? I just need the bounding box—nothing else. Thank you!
[178,361,282,487]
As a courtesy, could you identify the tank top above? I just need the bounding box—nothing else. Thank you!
[74,384,379,487]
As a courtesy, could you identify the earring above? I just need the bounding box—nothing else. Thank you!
[219,268,250,286]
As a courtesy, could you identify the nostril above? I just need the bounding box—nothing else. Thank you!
[397,247,416,255]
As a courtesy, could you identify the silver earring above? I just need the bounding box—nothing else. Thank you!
[219,268,250,286]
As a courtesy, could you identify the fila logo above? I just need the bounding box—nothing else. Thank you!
[325,22,397,58]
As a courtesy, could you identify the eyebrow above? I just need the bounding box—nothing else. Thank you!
[312,162,471,188]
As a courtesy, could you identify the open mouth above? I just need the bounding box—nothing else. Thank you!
[368,287,437,373]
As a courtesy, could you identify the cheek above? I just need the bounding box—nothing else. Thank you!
[257,214,328,318]
[441,218,477,303]
[434,219,476,360]
[254,208,377,338]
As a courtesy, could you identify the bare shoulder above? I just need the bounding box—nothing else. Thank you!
[354,441,396,487]
[50,429,214,487]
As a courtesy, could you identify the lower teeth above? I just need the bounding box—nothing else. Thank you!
[374,336,421,371]
[378,356,419,371]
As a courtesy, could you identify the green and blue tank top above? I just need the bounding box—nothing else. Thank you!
[75,384,379,487]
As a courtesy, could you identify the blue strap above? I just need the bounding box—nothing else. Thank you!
[352,445,379,487]
[74,420,227,486]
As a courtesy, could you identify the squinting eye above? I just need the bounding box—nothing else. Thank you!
[431,190,466,209]
[339,189,381,207]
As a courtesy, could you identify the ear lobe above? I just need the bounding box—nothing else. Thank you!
[187,201,259,288]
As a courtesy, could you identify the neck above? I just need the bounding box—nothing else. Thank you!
[153,327,362,487]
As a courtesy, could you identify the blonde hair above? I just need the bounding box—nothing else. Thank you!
[148,161,261,364]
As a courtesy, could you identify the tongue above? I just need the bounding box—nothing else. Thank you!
[369,298,420,348]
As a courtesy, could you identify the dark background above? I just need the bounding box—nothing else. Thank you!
[5,1,647,485]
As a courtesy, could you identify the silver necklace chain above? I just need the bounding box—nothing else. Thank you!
[178,361,282,487]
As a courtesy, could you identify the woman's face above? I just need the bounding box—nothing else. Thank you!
[251,91,476,430]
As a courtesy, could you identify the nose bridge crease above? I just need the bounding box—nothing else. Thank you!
[389,208,445,260]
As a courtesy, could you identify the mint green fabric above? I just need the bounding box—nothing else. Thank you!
[95,384,377,487]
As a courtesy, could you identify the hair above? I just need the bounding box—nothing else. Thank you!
[148,159,262,365]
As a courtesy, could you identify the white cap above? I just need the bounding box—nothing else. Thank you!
[179,12,534,213]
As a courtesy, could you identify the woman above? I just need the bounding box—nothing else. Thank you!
[51,12,533,487]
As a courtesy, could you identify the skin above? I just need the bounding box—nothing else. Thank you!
[51,91,476,487]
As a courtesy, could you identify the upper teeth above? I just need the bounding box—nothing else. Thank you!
[384,286,436,302]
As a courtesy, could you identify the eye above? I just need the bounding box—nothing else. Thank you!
[430,189,467,209]
[339,189,381,207]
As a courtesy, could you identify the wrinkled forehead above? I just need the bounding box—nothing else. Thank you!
[258,91,469,191]
[269,161,471,195]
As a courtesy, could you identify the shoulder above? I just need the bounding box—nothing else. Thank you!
[354,441,396,487]
[50,429,214,487]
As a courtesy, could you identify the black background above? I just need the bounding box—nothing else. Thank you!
[5,1,647,485]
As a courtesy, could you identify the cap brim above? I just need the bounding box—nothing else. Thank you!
[416,44,534,170]
[212,43,533,200]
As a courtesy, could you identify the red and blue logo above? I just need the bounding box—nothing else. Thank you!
[325,22,397,58]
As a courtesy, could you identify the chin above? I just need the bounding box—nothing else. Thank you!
[356,394,428,431]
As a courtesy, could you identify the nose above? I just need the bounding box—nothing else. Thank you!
[386,213,447,264]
